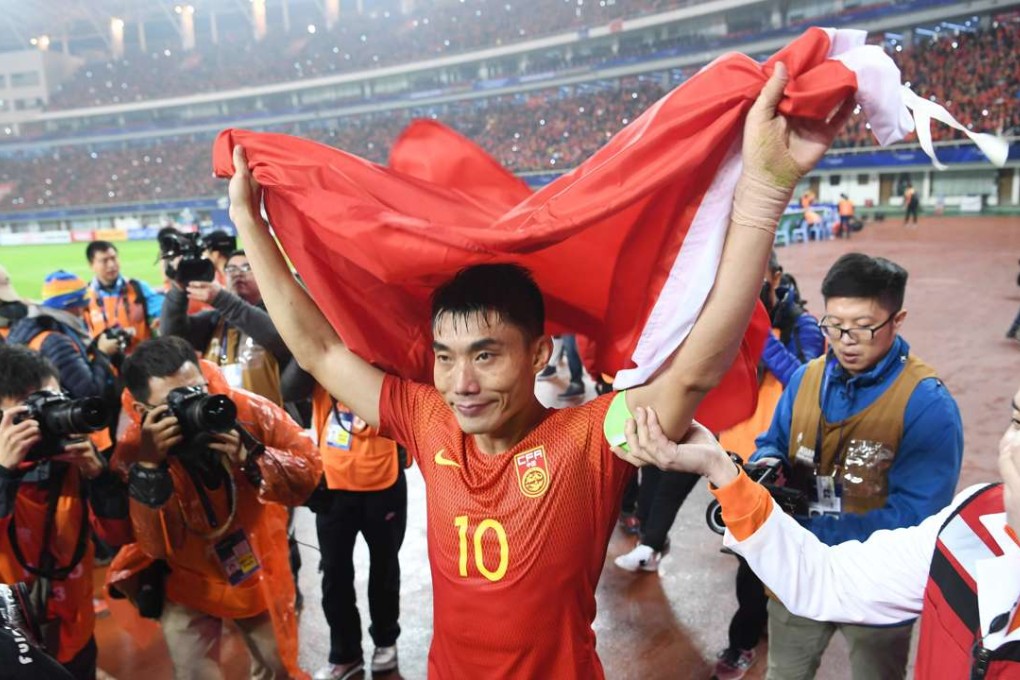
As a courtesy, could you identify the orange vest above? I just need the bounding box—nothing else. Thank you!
[85,280,151,351]
[311,384,402,491]
[838,199,854,216]
[0,465,95,663]
[27,331,113,453]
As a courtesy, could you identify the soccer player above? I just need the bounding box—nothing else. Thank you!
[229,65,852,678]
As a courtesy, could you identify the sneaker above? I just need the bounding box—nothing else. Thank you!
[537,365,557,379]
[618,511,641,536]
[558,381,585,399]
[371,645,398,674]
[312,660,364,680]
[712,647,756,680]
[613,544,662,572]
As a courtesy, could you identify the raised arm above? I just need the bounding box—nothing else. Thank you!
[227,145,385,427]
[626,63,853,440]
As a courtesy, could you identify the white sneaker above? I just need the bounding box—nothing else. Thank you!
[614,544,661,572]
[312,660,364,680]
[371,645,399,673]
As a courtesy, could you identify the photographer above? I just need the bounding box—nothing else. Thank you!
[161,250,292,406]
[84,240,164,353]
[0,345,130,680]
[8,272,119,424]
[730,254,962,680]
[110,336,320,678]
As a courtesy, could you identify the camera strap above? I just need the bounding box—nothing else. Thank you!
[7,462,90,581]
[180,459,237,542]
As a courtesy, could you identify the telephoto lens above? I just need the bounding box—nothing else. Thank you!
[17,392,109,461]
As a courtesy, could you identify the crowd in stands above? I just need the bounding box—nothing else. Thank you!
[1,14,1015,212]
[836,19,1020,147]
[47,0,707,110]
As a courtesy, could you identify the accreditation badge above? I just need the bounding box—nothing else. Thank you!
[214,529,261,586]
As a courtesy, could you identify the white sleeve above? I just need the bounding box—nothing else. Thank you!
[723,485,987,625]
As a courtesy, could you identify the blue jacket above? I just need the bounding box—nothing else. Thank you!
[750,335,963,545]
[8,312,115,400]
[761,289,826,386]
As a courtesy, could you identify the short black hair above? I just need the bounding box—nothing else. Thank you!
[204,230,237,258]
[226,249,246,262]
[821,253,907,312]
[121,336,200,403]
[431,263,545,341]
[86,240,117,263]
[0,345,58,402]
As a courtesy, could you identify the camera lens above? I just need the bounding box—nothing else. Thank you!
[37,396,108,435]
[196,394,237,432]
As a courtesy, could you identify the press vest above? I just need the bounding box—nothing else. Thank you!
[203,319,282,406]
[85,280,151,351]
[788,354,937,514]
[311,385,401,491]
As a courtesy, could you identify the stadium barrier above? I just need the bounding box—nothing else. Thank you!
[0,231,72,246]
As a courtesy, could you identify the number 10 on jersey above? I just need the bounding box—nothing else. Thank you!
[454,515,509,582]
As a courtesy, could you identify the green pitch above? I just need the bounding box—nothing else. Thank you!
[0,241,165,299]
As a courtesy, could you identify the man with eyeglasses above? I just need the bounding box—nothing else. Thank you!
[741,252,963,680]
[160,250,294,406]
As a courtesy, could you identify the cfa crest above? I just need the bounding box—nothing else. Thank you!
[515,446,550,498]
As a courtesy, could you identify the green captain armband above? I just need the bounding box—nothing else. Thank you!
[603,391,634,452]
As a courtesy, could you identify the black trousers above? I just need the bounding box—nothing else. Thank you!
[316,471,408,665]
[727,556,769,651]
[636,466,700,552]
[62,636,98,680]
[904,201,919,223]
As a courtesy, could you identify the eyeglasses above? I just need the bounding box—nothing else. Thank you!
[818,313,896,343]
[224,264,252,275]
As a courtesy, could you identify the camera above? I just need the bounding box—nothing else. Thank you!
[103,326,132,353]
[0,582,73,678]
[159,231,216,285]
[706,457,808,535]
[13,392,109,462]
[165,386,237,440]
[0,583,41,648]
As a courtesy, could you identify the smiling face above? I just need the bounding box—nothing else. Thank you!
[432,310,550,438]
[821,296,906,375]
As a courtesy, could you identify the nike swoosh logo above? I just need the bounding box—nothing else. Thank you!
[434,449,461,468]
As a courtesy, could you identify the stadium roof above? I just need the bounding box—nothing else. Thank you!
[0,0,330,54]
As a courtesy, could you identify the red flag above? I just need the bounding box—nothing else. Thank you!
[212,28,913,430]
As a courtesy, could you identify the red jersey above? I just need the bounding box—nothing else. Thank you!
[378,376,634,679]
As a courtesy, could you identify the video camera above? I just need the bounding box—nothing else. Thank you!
[0,583,73,679]
[705,457,808,535]
[165,386,237,441]
[158,231,216,285]
[11,391,109,462]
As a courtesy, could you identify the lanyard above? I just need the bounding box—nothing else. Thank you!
[218,322,232,365]
[94,282,130,329]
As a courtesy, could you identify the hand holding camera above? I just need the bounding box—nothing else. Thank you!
[1,393,109,466]
[96,326,132,356]
[0,407,41,470]
[139,405,183,467]
[186,280,223,305]
[140,386,238,467]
